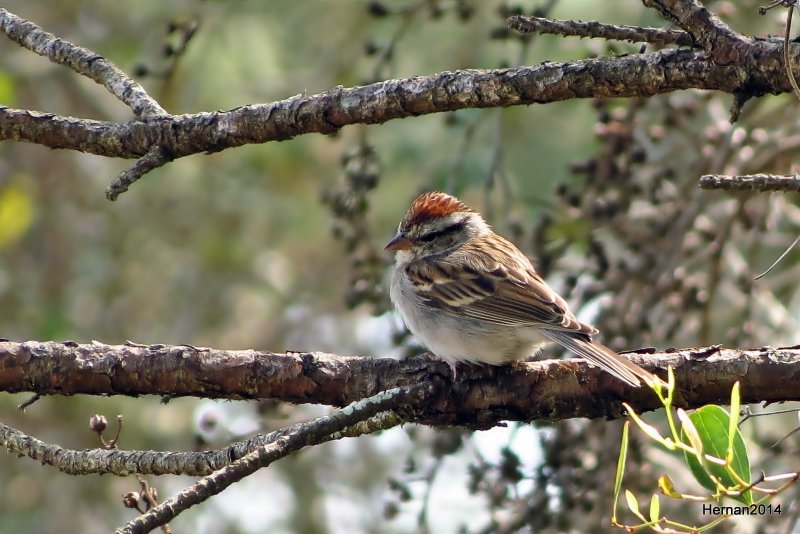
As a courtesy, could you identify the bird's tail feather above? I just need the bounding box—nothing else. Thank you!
[541,331,660,388]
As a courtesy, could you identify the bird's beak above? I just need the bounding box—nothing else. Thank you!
[385,233,412,251]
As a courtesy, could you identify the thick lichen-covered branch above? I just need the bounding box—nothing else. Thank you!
[2,341,799,427]
[0,49,765,161]
[0,6,794,198]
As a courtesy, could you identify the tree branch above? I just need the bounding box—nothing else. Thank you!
[700,173,800,191]
[0,8,167,121]
[107,146,173,200]
[115,383,434,534]
[507,15,695,46]
[641,0,751,63]
[1,341,798,427]
[0,7,793,198]
[0,48,781,160]
[0,380,434,478]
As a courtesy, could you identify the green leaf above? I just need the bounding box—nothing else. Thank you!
[681,405,752,505]
[665,366,676,404]
[649,494,660,525]
[625,403,672,448]
[625,490,646,522]
[613,421,629,523]
[678,408,704,459]
[728,382,741,463]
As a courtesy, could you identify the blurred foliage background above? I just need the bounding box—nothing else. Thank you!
[2,1,800,533]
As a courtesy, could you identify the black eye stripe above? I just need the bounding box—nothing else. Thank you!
[418,230,444,242]
[418,220,466,242]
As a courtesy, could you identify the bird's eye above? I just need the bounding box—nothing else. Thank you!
[418,230,443,242]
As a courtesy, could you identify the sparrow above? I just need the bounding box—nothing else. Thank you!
[385,191,657,387]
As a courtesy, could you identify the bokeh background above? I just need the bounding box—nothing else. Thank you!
[2,1,800,533]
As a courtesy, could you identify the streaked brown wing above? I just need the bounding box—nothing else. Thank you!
[405,234,595,335]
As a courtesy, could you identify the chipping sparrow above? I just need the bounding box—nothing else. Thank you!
[386,191,657,387]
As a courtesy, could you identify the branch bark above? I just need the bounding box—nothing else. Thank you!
[0,8,166,120]
[116,383,434,534]
[0,7,793,198]
[507,15,695,46]
[0,49,766,158]
[2,340,798,427]
[641,0,751,62]
[700,173,800,191]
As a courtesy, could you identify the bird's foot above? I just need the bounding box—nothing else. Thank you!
[430,354,459,381]
[448,360,458,381]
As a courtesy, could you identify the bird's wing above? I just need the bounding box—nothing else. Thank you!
[404,234,595,335]
[404,235,661,387]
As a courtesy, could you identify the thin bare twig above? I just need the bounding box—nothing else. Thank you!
[508,15,695,46]
[773,424,800,447]
[755,233,800,280]
[0,8,167,120]
[781,4,800,102]
[106,146,173,200]
[741,2,800,281]
[133,477,172,534]
[17,394,41,411]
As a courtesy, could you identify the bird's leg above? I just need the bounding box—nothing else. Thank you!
[448,360,458,381]
[427,352,459,380]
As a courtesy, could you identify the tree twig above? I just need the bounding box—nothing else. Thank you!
[700,173,800,191]
[107,146,173,200]
[507,15,695,46]
[0,8,167,120]
[755,233,800,280]
[641,0,750,62]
